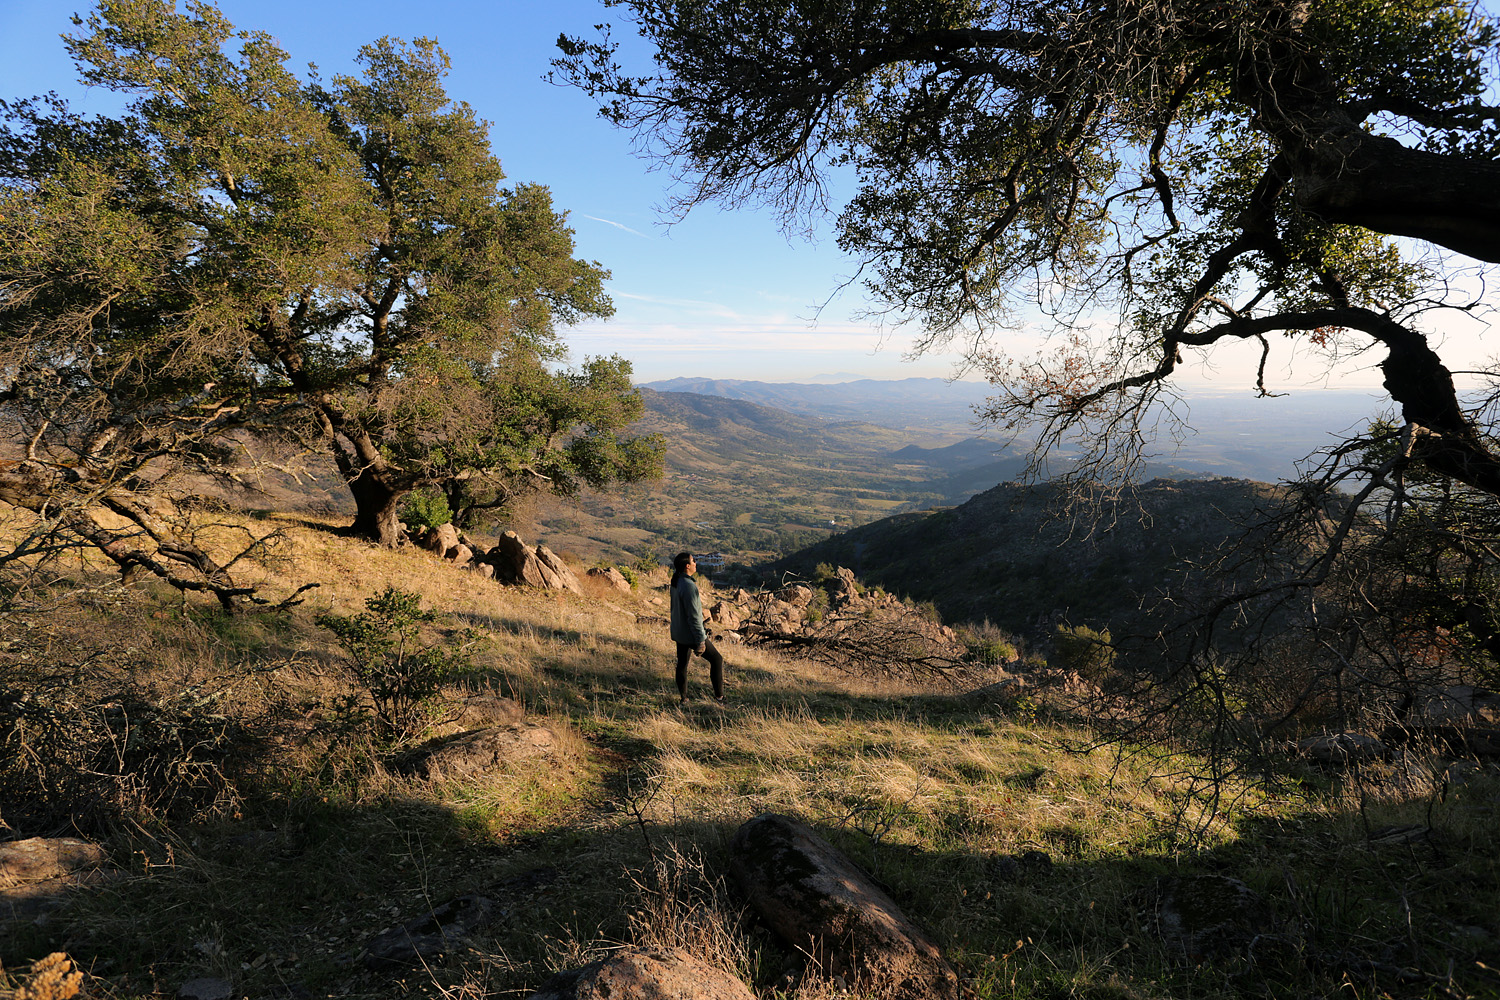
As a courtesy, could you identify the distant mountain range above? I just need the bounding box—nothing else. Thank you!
[642,376,994,435]
[642,376,1391,483]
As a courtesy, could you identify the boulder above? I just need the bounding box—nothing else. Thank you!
[1414,685,1500,724]
[395,722,561,782]
[831,567,860,607]
[709,601,742,630]
[528,946,755,1000]
[535,545,584,594]
[467,561,495,579]
[777,584,814,607]
[1297,732,1387,764]
[490,532,582,593]
[586,566,632,593]
[423,523,460,557]
[365,895,498,970]
[445,543,473,566]
[729,813,959,999]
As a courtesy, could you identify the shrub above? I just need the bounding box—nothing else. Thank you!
[617,565,640,588]
[316,587,470,743]
[1052,623,1116,680]
[399,489,452,532]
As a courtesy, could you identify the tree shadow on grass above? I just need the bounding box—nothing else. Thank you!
[7,764,1496,1000]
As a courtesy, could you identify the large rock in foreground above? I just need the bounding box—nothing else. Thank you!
[729,813,960,999]
[528,946,754,1000]
[395,722,562,782]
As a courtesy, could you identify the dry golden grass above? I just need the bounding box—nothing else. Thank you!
[3,508,1497,1000]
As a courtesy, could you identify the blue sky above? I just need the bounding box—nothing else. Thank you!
[1,0,1486,400]
[1,0,966,383]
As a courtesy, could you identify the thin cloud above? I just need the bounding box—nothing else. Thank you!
[582,214,651,238]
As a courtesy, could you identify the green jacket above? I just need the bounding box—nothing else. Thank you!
[670,575,707,646]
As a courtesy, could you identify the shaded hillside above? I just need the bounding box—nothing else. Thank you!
[772,477,1287,636]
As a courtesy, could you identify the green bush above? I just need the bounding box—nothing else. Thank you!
[399,489,452,532]
[960,620,1020,666]
[617,565,639,588]
[1052,623,1116,681]
[317,587,469,742]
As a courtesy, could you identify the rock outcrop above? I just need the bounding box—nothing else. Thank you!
[586,566,632,593]
[729,813,960,999]
[528,947,755,1000]
[490,531,583,594]
[395,722,562,782]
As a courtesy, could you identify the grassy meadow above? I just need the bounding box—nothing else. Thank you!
[1,509,1497,1000]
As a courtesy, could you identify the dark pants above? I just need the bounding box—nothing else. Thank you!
[675,639,725,699]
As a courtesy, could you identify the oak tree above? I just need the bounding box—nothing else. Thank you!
[1,0,658,598]
[557,0,1500,492]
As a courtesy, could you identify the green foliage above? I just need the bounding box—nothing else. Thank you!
[1052,624,1116,681]
[399,489,452,533]
[316,587,469,742]
[1,1,631,545]
[436,353,665,529]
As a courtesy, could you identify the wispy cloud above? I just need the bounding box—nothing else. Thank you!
[582,214,652,239]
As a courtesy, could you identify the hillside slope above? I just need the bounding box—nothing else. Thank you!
[774,477,1287,635]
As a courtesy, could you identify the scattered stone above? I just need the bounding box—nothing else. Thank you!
[1151,874,1276,962]
[445,542,473,566]
[527,946,755,1000]
[708,601,742,629]
[394,722,561,782]
[178,977,234,1000]
[729,813,960,999]
[586,566,632,593]
[364,895,498,971]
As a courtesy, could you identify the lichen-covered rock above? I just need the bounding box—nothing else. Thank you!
[423,523,460,557]
[1296,732,1386,764]
[0,838,106,888]
[535,544,584,594]
[527,946,754,1000]
[394,722,560,782]
[729,813,959,999]
[586,566,632,592]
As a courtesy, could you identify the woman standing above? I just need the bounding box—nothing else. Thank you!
[669,552,726,704]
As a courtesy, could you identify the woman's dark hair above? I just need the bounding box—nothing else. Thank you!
[670,551,693,588]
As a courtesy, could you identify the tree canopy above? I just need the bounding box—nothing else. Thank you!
[557,0,1500,494]
[1,0,661,595]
